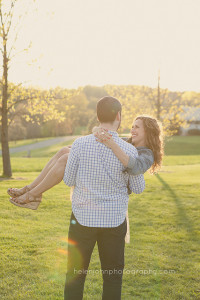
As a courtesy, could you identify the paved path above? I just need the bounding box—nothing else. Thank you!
[0,136,78,155]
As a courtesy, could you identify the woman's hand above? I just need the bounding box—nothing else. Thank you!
[92,127,114,149]
[92,126,129,167]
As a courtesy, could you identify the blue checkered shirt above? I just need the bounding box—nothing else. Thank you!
[63,131,145,227]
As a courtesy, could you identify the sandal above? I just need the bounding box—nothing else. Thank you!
[9,192,42,210]
[7,185,30,198]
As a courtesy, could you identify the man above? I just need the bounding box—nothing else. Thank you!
[63,96,145,299]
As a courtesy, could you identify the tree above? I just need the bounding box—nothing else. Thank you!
[143,72,185,135]
[0,1,73,177]
[104,84,149,132]
[104,81,186,136]
[0,1,40,176]
[0,0,17,177]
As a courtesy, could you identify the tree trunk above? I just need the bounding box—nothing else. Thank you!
[157,70,161,121]
[1,37,12,177]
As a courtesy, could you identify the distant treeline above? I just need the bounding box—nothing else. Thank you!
[1,84,200,140]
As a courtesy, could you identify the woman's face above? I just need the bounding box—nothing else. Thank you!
[131,119,146,147]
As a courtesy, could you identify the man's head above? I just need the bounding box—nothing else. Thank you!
[96,96,122,129]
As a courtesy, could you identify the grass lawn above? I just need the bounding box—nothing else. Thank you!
[0,136,200,299]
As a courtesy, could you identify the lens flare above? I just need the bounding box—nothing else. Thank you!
[57,248,68,255]
[52,236,84,284]
[60,237,78,246]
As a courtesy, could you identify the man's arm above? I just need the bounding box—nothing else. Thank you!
[63,139,80,186]
[128,173,145,194]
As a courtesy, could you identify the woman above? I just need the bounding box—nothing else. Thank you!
[94,116,164,242]
[8,116,164,212]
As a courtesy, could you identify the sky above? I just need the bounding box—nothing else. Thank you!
[4,0,200,92]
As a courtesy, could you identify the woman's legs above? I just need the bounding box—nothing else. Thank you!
[9,146,70,196]
[13,153,69,204]
[31,153,69,195]
[28,147,70,190]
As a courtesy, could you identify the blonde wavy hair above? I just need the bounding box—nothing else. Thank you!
[127,115,164,174]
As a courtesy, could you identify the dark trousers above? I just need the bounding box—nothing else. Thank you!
[64,212,127,300]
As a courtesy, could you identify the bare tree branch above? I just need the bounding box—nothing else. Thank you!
[3,0,15,27]
[0,5,5,34]
[8,47,28,61]
[5,0,17,37]
[8,1,32,59]
[7,30,19,59]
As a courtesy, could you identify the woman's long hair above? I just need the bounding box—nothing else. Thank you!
[127,115,164,174]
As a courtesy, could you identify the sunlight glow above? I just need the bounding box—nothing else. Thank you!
[7,0,200,92]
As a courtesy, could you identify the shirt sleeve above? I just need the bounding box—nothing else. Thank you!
[128,173,145,194]
[125,146,145,194]
[126,148,154,175]
[63,138,80,186]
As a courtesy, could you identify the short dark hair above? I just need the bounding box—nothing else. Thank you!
[97,96,122,123]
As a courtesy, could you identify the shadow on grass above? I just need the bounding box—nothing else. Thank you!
[0,177,13,181]
[155,174,197,238]
[0,176,26,181]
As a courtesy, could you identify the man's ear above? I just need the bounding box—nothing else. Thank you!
[116,111,121,121]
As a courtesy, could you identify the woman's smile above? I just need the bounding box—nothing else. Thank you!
[131,119,146,147]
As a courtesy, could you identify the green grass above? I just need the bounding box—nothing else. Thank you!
[164,136,200,155]
[0,136,200,299]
